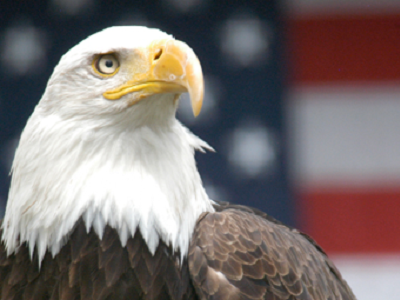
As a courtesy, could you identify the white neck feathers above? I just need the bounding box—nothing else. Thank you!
[2,96,214,264]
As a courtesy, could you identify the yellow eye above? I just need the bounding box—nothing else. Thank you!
[93,54,119,76]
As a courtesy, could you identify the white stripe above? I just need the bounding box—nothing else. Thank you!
[333,254,400,300]
[286,85,400,187]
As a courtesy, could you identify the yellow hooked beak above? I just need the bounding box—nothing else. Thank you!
[103,39,204,117]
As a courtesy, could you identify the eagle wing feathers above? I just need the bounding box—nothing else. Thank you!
[188,201,356,300]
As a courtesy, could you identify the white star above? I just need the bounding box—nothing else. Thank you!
[50,0,94,16]
[177,75,222,127]
[161,0,208,13]
[218,12,271,68]
[225,119,278,179]
[116,12,152,27]
[204,182,229,202]
[1,21,48,76]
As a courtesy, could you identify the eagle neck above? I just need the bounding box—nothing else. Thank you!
[2,109,214,264]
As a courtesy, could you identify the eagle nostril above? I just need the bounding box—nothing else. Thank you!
[154,49,162,61]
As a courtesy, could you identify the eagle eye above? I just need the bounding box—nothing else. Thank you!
[93,54,120,76]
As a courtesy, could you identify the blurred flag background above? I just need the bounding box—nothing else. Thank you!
[0,1,399,299]
[284,1,400,299]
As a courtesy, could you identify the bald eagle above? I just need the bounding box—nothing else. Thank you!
[0,27,355,300]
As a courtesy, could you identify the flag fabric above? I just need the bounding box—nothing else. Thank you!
[284,1,400,299]
[1,1,400,298]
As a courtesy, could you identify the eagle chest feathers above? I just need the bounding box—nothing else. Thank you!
[0,26,356,300]
[0,204,355,300]
[0,220,197,300]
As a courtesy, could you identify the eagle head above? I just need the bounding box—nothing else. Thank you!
[2,26,214,264]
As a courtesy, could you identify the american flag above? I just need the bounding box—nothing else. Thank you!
[284,0,400,298]
[0,1,399,298]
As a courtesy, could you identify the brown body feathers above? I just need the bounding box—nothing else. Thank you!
[0,201,355,300]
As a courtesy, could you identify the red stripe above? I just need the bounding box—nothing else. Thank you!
[297,188,400,254]
[286,14,400,83]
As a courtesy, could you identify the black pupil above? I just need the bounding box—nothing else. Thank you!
[105,60,113,68]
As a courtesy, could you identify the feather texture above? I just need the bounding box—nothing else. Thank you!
[188,201,356,300]
[0,26,356,300]
[1,27,214,265]
[0,219,197,300]
[0,201,356,300]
